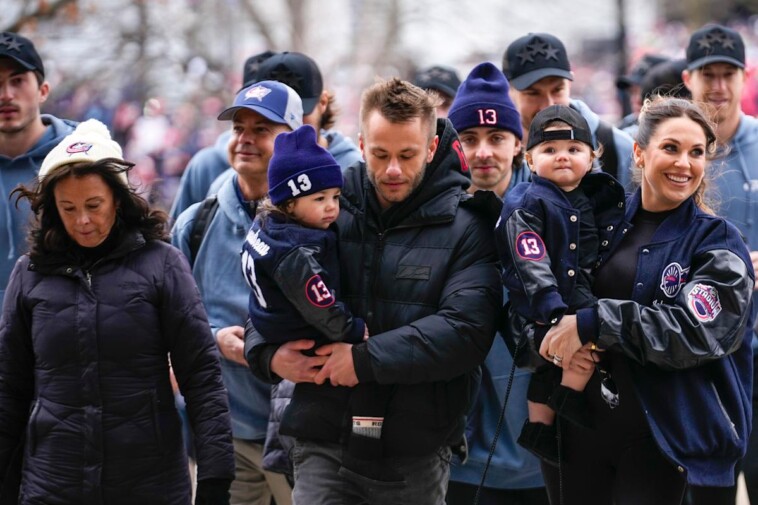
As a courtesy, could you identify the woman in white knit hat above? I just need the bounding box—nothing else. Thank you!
[0,120,234,505]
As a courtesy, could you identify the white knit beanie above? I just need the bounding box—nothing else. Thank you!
[39,119,128,186]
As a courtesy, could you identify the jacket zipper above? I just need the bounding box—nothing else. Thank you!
[711,382,740,441]
[85,270,92,288]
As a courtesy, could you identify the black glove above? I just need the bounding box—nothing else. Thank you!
[194,478,231,505]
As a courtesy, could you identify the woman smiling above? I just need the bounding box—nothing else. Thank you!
[537,97,755,505]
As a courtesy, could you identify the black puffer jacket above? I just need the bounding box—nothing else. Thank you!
[247,119,502,457]
[0,231,234,505]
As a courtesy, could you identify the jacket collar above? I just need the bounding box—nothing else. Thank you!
[625,189,699,243]
[341,118,469,229]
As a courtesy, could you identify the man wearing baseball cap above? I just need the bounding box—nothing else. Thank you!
[414,65,462,117]
[170,51,360,221]
[172,80,303,505]
[502,32,634,187]
[0,32,76,305]
[682,23,758,505]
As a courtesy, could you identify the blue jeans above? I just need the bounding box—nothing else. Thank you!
[292,439,451,505]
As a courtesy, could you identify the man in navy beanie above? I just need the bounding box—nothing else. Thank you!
[446,62,549,505]
[448,62,526,198]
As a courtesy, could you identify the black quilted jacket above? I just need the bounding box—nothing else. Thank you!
[0,231,234,504]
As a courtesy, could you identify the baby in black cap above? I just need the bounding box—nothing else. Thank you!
[495,105,626,465]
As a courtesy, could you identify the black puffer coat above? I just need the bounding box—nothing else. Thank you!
[248,119,502,457]
[0,231,234,504]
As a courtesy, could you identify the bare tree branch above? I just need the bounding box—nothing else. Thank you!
[5,0,78,32]
[286,0,306,52]
[238,0,278,50]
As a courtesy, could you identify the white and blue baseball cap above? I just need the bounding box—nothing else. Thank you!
[217,80,303,130]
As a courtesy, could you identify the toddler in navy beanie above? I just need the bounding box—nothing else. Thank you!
[448,62,522,140]
[267,124,343,207]
[243,125,390,465]
[243,123,361,345]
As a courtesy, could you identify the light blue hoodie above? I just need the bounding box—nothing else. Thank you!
[172,175,271,440]
[169,129,231,221]
[714,113,758,348]
[0,114,76,304]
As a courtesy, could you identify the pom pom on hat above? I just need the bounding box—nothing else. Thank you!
[39,119,127,185]
[448,62,523,140]
[268,125,342,206]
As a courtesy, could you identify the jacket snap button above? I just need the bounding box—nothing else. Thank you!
[570,215,577,222]
[66,267,73,274]
[642,249,650,254]
[606,225,614,231]
[618,202,623,208]
[677,466,684,473]
[636,283,643,288]
[601,240,609,246]
[569,243,576,250]
[568,269,575,277]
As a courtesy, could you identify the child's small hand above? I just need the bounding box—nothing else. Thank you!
[363,326,370,341]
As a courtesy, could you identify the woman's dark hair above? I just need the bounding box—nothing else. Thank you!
[634,96,718,214]
[11,158,170,260]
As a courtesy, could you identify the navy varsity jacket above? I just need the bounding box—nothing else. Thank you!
[577,190,755,486]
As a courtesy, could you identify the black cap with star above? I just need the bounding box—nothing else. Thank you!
[0,32,44,77]
[502,33,572,91]
[242,50,276,89]
[414,65,462,99]
[686,24,745,71]
[254,52,323,115]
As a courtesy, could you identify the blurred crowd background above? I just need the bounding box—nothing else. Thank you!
[3,0,758,212]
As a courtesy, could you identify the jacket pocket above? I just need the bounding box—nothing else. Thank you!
[710,382,740,443]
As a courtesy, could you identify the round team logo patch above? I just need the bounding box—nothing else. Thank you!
[687,283,722,322]
[659,262,689,298]
[66,142,93,155]
[305,275,334,308]
[515,231,546,261]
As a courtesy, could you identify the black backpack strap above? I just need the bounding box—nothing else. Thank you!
[596,120,618,179]
[188,195,219,267]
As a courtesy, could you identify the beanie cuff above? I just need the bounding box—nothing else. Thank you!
[448,103,523,140]
[269,164,343,205]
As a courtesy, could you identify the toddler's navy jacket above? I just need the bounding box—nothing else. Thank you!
[496,172,626,327]
[242,215,365,346]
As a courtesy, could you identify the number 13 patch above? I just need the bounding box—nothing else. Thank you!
[306,275,335,307]
[515,231,546,261]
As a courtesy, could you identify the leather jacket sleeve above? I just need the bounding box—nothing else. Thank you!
[273,246,365,344]
[498,207,567,325]
[589,249,754,370]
